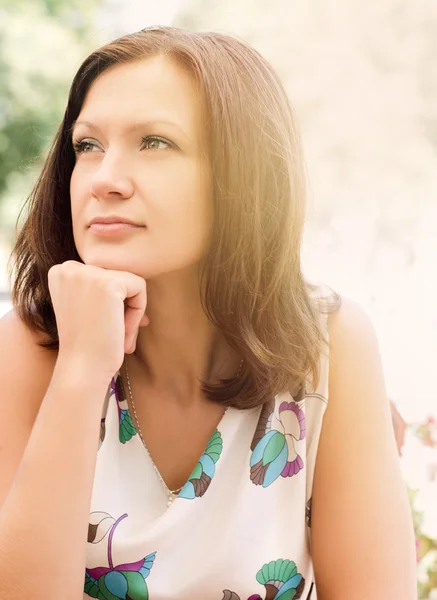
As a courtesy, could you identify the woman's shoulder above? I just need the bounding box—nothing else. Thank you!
[0,307,56,352]
[0,308,57,397]
[322,293,382,405]
[305,286,377,399]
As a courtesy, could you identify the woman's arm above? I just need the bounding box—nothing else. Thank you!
[311,298,417,600]
[0,311,110,600]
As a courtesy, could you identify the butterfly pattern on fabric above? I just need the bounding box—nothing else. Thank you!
[179,429,224,499]
[98,379,115,450]
[250,385,306,488]
[85,512,156,600]
[222,558,306,600]
[99,417,106,449]
[305,498,312,529]
[112,376,137,444]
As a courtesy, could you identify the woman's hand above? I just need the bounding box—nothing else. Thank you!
[48,260,149,382]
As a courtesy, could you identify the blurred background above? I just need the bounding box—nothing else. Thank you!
[1,0,436,595]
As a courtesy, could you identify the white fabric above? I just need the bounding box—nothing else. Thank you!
[84,290,331,600]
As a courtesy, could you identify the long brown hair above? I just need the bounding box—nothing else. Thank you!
[9,26,340,409]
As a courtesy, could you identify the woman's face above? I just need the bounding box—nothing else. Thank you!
[70,55,213,279]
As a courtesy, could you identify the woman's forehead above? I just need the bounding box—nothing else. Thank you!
[75,56,206,141]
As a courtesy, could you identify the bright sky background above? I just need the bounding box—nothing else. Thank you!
[97,0,184,38]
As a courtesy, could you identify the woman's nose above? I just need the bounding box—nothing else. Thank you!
[90,156,134,201]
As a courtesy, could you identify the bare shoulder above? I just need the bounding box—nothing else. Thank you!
[327,295,379,355]
[325,296,389,425]
[0,310,57,507]
[0,308,57,394]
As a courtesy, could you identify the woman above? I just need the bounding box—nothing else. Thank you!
[0,27,417,600]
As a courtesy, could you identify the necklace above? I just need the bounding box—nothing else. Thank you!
[124,357,243,508]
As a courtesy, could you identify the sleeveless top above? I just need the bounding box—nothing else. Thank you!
[84,288,333,600]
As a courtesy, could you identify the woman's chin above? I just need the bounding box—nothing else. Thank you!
[78,247,198,280]
[80,251,146,276]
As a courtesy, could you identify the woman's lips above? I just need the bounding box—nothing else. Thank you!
[89,222,143,235]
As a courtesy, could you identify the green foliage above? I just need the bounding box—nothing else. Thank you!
[0,0,101,238]
[409,418,437,598]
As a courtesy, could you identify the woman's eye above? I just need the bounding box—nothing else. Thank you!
[73,139,99,154]
[72,136,173,154]
[142,136,172,151]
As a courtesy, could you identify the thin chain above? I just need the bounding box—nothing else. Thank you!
[124,357,243,507]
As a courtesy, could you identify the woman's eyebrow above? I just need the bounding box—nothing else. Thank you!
[69,119,190,141]
[69,120,99,136]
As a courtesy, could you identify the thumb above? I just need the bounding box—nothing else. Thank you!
[139,313,150,326]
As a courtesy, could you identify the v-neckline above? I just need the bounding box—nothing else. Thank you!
[114,370,231,503]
